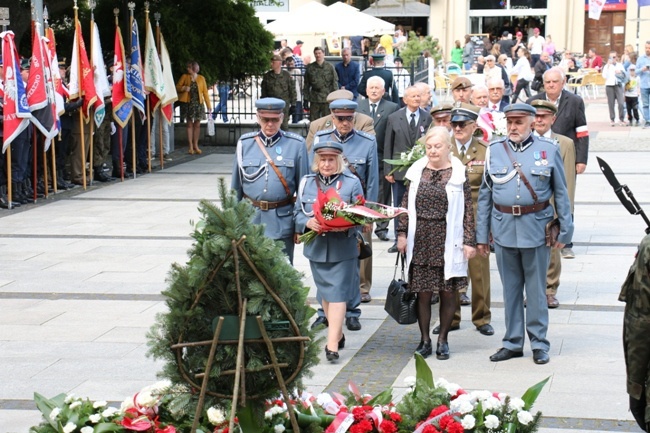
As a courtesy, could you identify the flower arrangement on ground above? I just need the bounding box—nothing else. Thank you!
[298,187,407,244]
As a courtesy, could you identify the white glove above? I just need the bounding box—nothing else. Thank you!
[110,122,116,135]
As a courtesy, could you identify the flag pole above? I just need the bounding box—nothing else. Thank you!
[128,2,137,180]
[44,6,58,194]
[73,0,87,190]
[30,15,40,202]
[88,0,97,185]
[114,8,125,182]
[155,11,164,169]
[144,1,152,173]
[6,147,13,209]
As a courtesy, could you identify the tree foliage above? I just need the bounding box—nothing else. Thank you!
[399,31,443,69]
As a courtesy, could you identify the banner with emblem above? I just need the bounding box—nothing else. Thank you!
[1,31,32,153]
[158,34,177,124]
[143,20,164,105]
[45,27,67,121]
[129,19,146,120]
[91,22,110,128]
[69,21,98,123]
[112,24,133,128]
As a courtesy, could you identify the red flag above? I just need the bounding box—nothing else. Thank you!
[112,24,133,128]
[45,27,68,119]
[69,20,98,123]
[1,30,32,153]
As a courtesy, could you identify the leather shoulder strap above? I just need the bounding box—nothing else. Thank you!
[254,136,292,198]
[501,141,538,203]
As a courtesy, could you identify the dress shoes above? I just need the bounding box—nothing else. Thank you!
[387,243,398,253]
[376,232,390,241]
[546,295,560,308]
[346,317,362,331]
[476,324,494,336]
[415,341,433,358]
[311,316,328,329]
[338,334,345,349]
[436,342,450,360]
[459,293,471,306]
[489,347,524,362]
[360,293,372,303]
[533,349,550,364]
[561,248,575,259]
[325,347,339,362]
[432,324,460,335]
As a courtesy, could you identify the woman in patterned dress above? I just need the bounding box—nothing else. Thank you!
[176,61,212,154]
[396,127,476,360]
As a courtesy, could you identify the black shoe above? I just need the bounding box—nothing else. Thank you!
[376,232,390,241]
[346,317,362,331]
[459,293,471,306]
[436,342,450,360]
[338,334,345,349]
[311,316,328,329]
[430,294,439,305]
[415,341,433,358]
[533,349,550,364]
[94,168,114,182]
[387,243,398,253]
[490,347,524,362]
[477,324,494,336]
[360,293,372,303]
[432,324,459,335]
[325,347,339,362]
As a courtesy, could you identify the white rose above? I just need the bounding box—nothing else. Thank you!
[274,425,286,433]
[508,398,525,412]
[102,407,119,418]
[64,394,76,404]
[207,407,226,425]
[62,422,77,433]
[461,414,476,430]
[403,376,416,388]
[136,390,158,408]
[450,394,474,414]
[49,408,61,420]
[517,410,534,425]
[484,414,500,429]
[69,401,82,410]
[443,382,461,396]
[483,396,503,411]
[80,427,94,433]
[93,401,107,409]
[89,413,101,423]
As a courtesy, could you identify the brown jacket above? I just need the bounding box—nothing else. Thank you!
[176,73,212,111]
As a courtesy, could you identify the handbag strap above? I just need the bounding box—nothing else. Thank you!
[254,136,292,198]
[501,141,538,203]
[393,252,406,280]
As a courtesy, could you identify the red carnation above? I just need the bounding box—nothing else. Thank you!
[447,422,464,433]
[429,405,449,418]
[380,420,398,433]
[388,412,402,422]
[352,406,366,421]
[349,419,373,433]
[422,425,440,433]
[439,415,455,430]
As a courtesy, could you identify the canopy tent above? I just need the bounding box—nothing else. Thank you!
[265,1,394,37]
[362,0,431,17]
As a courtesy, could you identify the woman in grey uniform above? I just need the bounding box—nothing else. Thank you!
[295,141,364,362]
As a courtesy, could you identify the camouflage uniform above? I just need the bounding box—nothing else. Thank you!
[620,233,650,432]
[261,70,296,131]
[304,62,339,120]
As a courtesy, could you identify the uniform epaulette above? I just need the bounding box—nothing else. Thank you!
[283,131,306,142]
[341,171,359,181]
[355,130,375,140]
[537,136,557,146]
[240,131,257,140]
[476,138,489,147]
[489,137,507,146]
[315,128,335,137]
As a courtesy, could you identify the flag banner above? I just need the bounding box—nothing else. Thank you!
[640,0,650,6]
[91,22,110,128]
[27,24,58,150]
[45,27,67,121]
[1,31,32,153]
[69,21,98,123]
[588,0,605,19]
[129,19,146,120]
[159,34,178,124]
[143,21,165,103]
[112,25,133,128]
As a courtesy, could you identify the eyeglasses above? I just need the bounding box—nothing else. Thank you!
[451,121,474,129]
[488,87,503,91]
[335,115,354,122]
[259,117,281,123]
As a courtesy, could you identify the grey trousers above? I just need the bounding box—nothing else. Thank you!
[606,84,626,122]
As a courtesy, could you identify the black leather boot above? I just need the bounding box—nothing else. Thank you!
[0,185,20,209]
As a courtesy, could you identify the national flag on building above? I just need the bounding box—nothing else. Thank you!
[69,20,98,123]
[158,34,177,124]
[91,22,111,128]
[26,24,58,150]
[112,24,133,128]
[129,19,146,120]
[1,31,32,153]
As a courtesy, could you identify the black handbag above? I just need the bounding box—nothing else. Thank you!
[531,78,543,91]
[384,253,418,325]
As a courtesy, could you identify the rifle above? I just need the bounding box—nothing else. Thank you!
[597,157,650,234]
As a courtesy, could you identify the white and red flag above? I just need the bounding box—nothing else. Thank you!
[1,31,32,153]
[158,34,177,124]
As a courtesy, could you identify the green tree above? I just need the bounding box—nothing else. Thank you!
[399,31,442,69]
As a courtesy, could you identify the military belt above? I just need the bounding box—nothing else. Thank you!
[494,200,550,216]
[243,194,295,211]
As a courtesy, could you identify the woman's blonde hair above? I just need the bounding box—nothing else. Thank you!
[424,126,452,150]
[311,152,347,174]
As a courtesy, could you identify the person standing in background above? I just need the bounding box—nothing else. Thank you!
[261,54,296,131]
[335,48,360,101]
[304,47,339,120]
[176,61,211,154]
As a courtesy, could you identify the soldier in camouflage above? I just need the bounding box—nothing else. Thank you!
[620,233,650,432]
[304,47,339,121]
[261,54,296,131]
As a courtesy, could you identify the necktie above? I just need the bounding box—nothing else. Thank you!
[410,113,416,130]
[492,104,498,111]
[460,145,466,160]
[409,113,417,141]
[371,103,377,119]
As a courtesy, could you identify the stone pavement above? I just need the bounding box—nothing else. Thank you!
[1,99,649,432]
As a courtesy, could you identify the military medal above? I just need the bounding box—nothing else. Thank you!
[534,151,541,166]
[541,150,548,166]
[276,146,283,161]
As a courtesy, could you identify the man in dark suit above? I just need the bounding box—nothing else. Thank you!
[358,53,400,104]
[384,85,432,252]
[527,66,588,271]
[486,77,509,112]
[357,76,399,242]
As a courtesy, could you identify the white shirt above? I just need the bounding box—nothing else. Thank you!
[406,107,420,125]
[528,35,545,55]
[602,61,625,86]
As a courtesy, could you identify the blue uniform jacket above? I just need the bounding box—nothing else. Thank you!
[312,129,379,202]
[476,135,574,248]
[294,172,364,263]
[232,130,309,239]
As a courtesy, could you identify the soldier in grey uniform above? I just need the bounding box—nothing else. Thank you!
[476,103,573,365]
[261,54,296,131]
[620,232,650,432]
[295,140,364,362]
[231,98,309,264]
[311,99,379,331]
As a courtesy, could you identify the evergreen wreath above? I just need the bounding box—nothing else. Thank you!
[147,179,320,418]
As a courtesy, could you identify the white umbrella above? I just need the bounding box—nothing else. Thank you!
[327,2,395,36]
